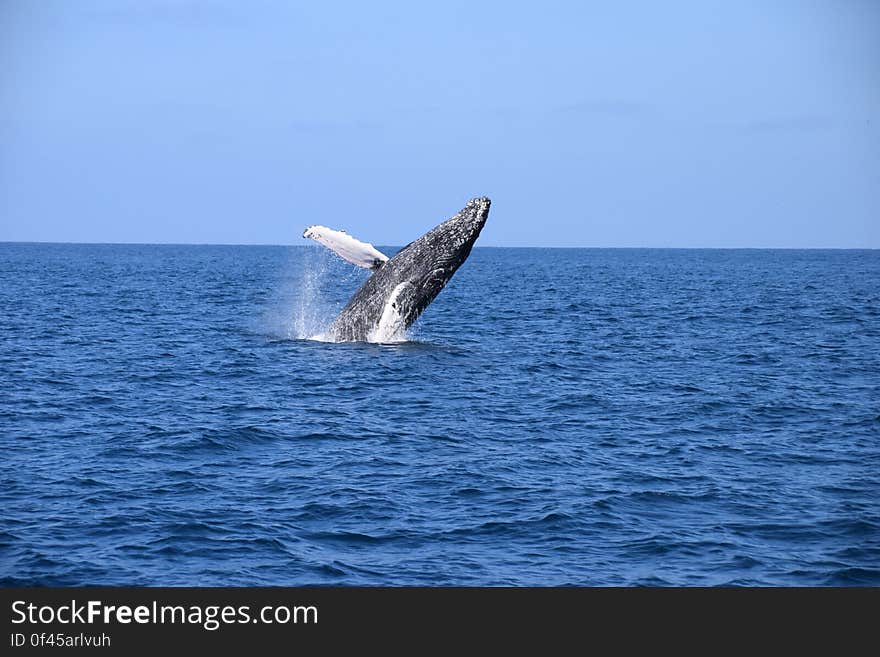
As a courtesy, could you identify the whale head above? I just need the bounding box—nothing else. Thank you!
[419,196,490,269]
[398,196,490,310]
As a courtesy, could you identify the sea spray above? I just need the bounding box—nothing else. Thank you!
[291,247,325,339]
[287,246,370,341]
[267,244,412,343]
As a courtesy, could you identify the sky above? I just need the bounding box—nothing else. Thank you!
[1,0,878,247]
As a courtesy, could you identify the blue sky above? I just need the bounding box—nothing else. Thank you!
[1,0,877,247]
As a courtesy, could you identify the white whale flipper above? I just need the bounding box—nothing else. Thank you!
[303,225,389,270]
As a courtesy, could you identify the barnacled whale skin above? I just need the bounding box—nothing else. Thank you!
[328,197,490,342]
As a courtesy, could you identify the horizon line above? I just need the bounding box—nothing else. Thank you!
[0,240,877,251]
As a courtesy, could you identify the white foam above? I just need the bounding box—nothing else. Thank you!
[306,332,335,342]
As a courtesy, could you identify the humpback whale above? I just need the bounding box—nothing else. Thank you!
[304,197,491,342]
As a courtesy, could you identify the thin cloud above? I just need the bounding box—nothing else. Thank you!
[77,0,271,29]
[737,115,833,134]
[556,99,655,118]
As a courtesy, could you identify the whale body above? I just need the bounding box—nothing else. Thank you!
[303,197,490,342]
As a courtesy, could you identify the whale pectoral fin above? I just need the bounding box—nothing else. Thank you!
[302,225,390,270]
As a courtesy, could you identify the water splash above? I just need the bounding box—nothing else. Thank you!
[291,249,331,340]
[285,247,345,340]
[262,247,336,341]
[269,246,413,344]
[279,246,383,342]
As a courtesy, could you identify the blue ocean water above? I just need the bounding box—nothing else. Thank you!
[1,243,878,586]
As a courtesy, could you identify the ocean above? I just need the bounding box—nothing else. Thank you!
[1,243,878,586]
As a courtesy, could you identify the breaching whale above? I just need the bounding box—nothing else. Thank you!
[303,197,491,342]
